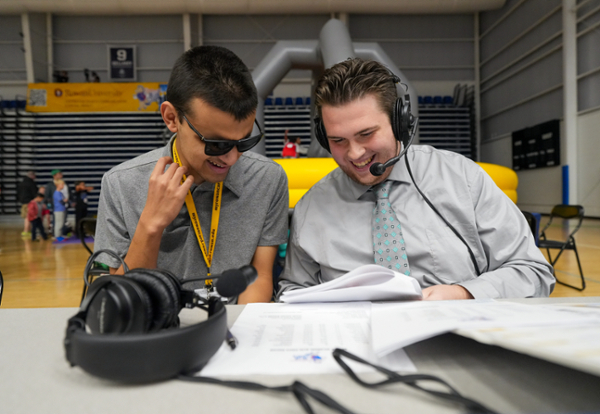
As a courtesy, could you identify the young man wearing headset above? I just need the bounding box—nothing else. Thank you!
[94,46,289,304]
[277,58,554,300]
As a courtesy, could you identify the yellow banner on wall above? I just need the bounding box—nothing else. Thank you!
[25,82,167,113]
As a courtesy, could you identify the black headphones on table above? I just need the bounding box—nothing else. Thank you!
[64,250,227,383]
[314,72,416,154]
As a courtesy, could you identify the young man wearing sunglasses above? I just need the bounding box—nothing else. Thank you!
[94,46,289,303]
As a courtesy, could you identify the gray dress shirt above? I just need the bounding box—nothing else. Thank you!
[278,145,554,299]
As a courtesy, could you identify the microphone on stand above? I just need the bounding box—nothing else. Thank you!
[369,117,419,177]
[181,265,258,351]
[215,266,258,297]
[181,265,258,298]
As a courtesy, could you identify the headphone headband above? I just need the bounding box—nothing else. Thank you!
[65,269,228,383]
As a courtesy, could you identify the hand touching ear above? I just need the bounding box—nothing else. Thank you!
[139,156,194,234]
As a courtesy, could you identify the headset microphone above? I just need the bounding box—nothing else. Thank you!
[369,156,400,176]
[369,117,419,177]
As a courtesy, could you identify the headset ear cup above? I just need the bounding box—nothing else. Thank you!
[401,97,412,144]
[314,117,330,153]
[85,276,154,334]
[391,98,402,143]
[150,269,182,325]
[125,269,181,331]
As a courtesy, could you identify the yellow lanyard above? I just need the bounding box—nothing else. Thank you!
[172,137,222,284]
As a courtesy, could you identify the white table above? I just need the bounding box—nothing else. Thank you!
[1,300,600,414]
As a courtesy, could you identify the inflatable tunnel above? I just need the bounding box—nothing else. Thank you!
[257,18,518,207]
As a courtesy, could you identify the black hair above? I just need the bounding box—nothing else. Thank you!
[166,45,258,122]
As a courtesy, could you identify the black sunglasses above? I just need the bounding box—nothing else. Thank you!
[181,113,263,156]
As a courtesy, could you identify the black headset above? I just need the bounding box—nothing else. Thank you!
[314,72,415,153]
[313,69,482,276]
[64,251,227,383]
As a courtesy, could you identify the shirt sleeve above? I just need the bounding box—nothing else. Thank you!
[61,185,69,201]
[276,201,322,300]
[93,172,130,269]
[258,166,289,247]
[457,164,555,299]
[296,144,308,155]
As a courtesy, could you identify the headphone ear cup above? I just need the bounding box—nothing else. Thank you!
[391,97,405,144]
[401,97,412,144]
[125,269,181,331]
[314,117,330,153]
[85,276,154,334]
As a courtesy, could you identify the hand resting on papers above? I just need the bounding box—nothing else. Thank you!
[422,284,474,300]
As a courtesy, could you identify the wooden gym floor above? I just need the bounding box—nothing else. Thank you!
[0,215,599,308]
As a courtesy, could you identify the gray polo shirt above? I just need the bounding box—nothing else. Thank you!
[94,136,289,288]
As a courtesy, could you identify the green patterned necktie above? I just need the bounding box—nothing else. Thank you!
[371,181,411,275]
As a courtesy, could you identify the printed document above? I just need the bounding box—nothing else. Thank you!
[456,303,600,377]
[201,302,416,376]
[371,300,600,357]
[279,265,422,303]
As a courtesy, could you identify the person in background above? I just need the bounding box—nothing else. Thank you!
[37,187,52,233]
[281,129,297,158]
[27,192,48,241]
[45,169,71,234]
[74,181,94,237]
[44,169,60,211]
[281,130,307,158]
[295,136,308,157]
[17,171,38,237]
[53,180,68,241]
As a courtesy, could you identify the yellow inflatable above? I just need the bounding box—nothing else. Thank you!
[477,162,518,204]
[274,158,518,208]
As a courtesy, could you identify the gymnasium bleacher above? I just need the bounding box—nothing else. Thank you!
[0,99,165,214]
[0,84,476,214]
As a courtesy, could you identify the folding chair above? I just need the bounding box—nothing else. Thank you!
[521,210,540,246]
[79,217,96,255]
[538,205,586,291]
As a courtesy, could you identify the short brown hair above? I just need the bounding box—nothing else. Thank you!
[315,58,398,120]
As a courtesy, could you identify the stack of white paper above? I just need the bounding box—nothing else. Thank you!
[371,300,600,358]
[280,264,422,303]
[200,303,417,376]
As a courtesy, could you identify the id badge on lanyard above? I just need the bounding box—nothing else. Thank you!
[172,137,222,289]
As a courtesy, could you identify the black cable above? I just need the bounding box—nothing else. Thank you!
[82,249,129,287]
[177,374,356,414]
[332,349,498,414]
[404,155,482,276]
[181,277,213,285]
[177,347,497,414]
